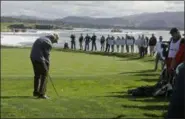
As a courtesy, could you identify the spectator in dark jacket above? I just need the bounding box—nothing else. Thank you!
[105,35,111,52]
[70,34,76,50]
[30,33,59,99]
[91,33,97,51]
[166,62,184,119]
[121,36,125,53]
[79,34,83,50]
[149,34,157,56]
[139,35,145,58]
[84,34,91,51]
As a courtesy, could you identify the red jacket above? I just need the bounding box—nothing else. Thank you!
[175,39,185,65]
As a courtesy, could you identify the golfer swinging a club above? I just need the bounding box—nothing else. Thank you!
[30,33,59,99]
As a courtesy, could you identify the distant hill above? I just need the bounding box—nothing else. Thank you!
[1,11,184,30]
[62,11,184,29]
[1,16,64,26]
[11,15,47,20]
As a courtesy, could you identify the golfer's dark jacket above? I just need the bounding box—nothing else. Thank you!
[30,36,52,64]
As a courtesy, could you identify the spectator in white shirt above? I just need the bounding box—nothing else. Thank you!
[154,36,164,71]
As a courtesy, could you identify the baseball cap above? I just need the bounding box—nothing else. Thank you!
[46,33,59,43]
[170,27,179,34]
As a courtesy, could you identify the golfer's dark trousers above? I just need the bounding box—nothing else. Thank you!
[31,59,49,96]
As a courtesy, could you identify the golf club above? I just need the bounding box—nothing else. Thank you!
[47,73,59,97]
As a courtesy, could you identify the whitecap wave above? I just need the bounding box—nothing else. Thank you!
[1,34,38,47]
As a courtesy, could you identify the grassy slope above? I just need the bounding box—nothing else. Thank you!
[1,48,168,118]
[1,22,12,32]
[1,22,35,32]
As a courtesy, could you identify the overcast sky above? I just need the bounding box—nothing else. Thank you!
[1,1,184,19]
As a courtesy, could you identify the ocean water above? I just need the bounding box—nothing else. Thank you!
[1,28,184,52]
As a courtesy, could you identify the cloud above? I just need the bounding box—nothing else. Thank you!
[1,1,184,19]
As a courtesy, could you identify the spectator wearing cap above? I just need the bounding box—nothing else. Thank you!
[30,33,59,99]
[154,36,164,71]
[149,34,157,56]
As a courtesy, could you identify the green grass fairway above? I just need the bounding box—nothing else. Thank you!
[1,48,169,118]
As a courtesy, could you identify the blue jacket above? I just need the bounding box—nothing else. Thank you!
[30,36,52,64]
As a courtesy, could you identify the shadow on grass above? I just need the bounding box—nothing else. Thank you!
[57,48,142,59]
[109,91,127,94]
[134,97,170,103]
[104,94,133,99]
[119,69,159,77]
[102,93,145,100]
[112,114,126,119]
[1,96,34,99]
[133,73,159,77]
[143,59,155,62]
[121,57,142,61]
[137,78,159,82]
[119,69,160,78]
[104,91,170,102]
[119,69,155,75]
[143,113,163,118]
[121,104,168,111]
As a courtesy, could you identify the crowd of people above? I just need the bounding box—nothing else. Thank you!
[67,33,159,56]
